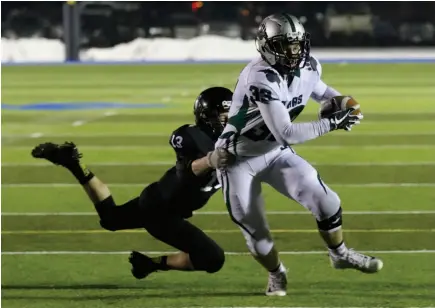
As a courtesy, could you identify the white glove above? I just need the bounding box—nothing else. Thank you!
[207,148,236,169]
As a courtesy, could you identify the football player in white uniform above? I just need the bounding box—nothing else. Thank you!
[215,13,383,296]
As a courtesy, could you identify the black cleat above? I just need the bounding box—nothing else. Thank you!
[31,142,83,167]
[129,251,159,279]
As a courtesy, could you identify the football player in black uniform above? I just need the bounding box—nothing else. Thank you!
[31,87,235,278]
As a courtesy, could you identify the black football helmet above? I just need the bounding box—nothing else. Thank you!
[194,87,233,139]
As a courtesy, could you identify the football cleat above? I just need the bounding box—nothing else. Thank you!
[31,142,82,167]
[330,249,383,273]
[129,251,159,279]
[265,270,287,296]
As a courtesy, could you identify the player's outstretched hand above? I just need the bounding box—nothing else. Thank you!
[207,148,236,169]
[328,107,363,131]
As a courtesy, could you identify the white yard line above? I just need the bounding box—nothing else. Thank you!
[84,306,435,308]
[3,161,435,167]
[3,229,434,235]
[2,161,173,167]
[3,131,435,138]
[2,183,434,188]
[2,210,435,216]
[2,250,434,255]
[2,113,77,146]
[71,110,118,127]
[157,306,435,308]
[2,132,171,137]
[4,145,435,150]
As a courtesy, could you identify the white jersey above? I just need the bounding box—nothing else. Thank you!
[216,55,333,156]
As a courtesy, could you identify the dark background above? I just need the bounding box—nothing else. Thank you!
[2,1,435,48]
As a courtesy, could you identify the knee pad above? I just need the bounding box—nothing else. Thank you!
[190,243,225,274]
[244,232,274,257]
[316,207,342,232]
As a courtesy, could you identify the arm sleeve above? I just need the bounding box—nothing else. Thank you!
[311,79,342,103]
[254,83,332,145]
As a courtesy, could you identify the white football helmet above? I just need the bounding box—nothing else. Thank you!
[255,13,311,71]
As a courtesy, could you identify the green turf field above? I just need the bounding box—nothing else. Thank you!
[2,63,435,308]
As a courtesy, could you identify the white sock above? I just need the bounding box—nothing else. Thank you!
[328,242,348,257]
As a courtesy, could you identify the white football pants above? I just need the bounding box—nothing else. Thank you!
[217,146,341,257]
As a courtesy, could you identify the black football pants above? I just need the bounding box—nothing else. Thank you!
[95,185,225,273]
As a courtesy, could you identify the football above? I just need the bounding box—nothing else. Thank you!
[318,96,362,119]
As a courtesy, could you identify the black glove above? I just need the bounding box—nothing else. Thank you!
[328,108,363,131]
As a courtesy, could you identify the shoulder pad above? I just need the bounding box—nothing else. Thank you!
[171,124,191,138]
[248,66,284,88]
[307,55,322,77]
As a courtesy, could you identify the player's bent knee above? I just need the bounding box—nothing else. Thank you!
[314,186,341,218]
[99,219,119,232]
[316,207,342,232]
[205,246,225,273]
[245,232,274,257]
[190,243,225,273]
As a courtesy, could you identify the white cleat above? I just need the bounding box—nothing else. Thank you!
[265,270,287,296]
[330,249,383,273]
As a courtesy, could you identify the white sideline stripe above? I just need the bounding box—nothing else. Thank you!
[2,250,435,256]
[145,307,435,308]
[2,183,435,188]
[95,307,433,308]
[3,132,171,137]
[117,306,434,308]
[2,161,173,167]
[80,306,435,308]
[3,131,435,137]
[3,161,435,167]
[4,145,435,150]
[3,210,435,216]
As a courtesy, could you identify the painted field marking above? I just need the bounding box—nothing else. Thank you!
[2,112,82,146]
[164,306,435,308]
[2,210,435,216]
[2,250,435,256]
[4,57,435,65]
[163,306,435,308]
[2,229,434,235]
[146,306,435,308]
[3,161,435,167]
[72,110,118,127]
[3,131,435,138]
[4,145,435,150]
[30,132,44,138]
[2,183,435,188]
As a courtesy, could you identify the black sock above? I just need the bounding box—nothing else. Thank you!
[328,241,348,256]
[269,262,284,274]
[328,240,344,250]
[95,196,116,219]
[66,162,95,185]
[151,256,169,271]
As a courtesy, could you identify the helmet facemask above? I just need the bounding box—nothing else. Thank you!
[256,15,311,73]
[196,105,229,138]
[266,33,311,71]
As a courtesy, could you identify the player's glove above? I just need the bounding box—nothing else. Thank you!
[207,148,236,169]
[328,107,363,131]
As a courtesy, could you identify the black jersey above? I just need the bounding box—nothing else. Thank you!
[154,124,220,217]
